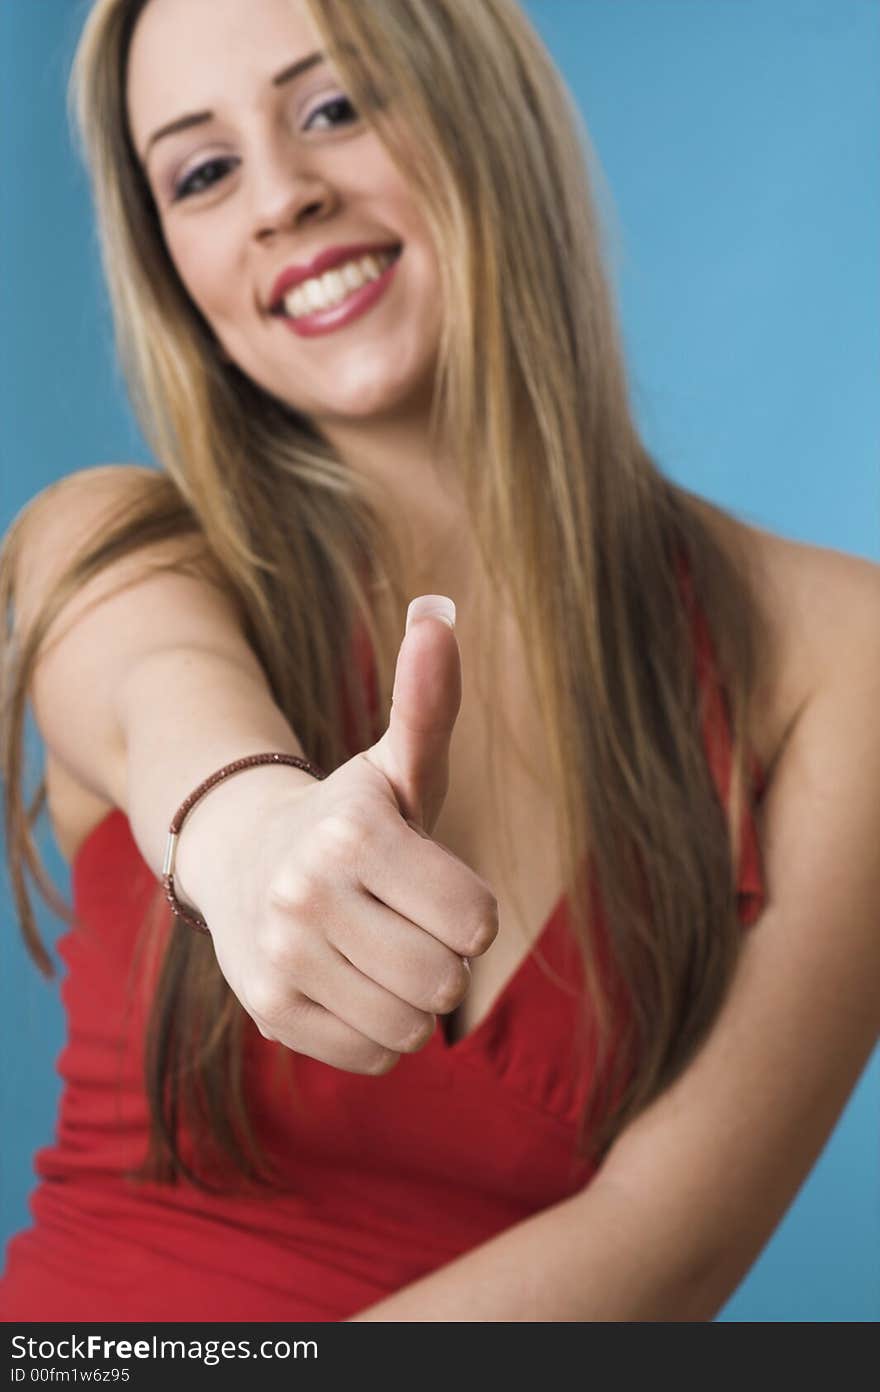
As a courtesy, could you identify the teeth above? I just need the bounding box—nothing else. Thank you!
[340,262,364,291]
[282,249,398,319]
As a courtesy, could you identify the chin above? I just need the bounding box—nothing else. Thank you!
[289,365,437,425]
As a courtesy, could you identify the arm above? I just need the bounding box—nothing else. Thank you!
[352,572,880,1322]
[14,465,316,918]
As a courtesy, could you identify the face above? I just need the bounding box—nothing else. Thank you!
[126,0,443,431]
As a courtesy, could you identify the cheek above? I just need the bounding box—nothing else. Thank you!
[164,221,240,326]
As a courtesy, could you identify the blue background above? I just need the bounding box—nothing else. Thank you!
[1,0,877,1321]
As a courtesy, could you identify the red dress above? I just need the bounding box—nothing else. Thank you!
[0,582,767,1322]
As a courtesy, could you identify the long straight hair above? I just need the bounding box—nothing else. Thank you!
[0,0,771,1189]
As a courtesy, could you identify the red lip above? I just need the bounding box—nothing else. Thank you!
[268,242,401,312]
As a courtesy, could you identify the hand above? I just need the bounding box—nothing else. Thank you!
[199,597,499,1073]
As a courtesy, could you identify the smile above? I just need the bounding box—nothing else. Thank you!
[274,247,402,339]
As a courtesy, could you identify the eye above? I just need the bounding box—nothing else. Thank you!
[171,155,239,203]
[302,94,359,132]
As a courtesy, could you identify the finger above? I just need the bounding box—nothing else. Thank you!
[316,950,438,1054]
[261,996,404,1076]
[325,884,472,1015]
[362,596,461,834]
[358,813,499,959]
[264,953,436,1057]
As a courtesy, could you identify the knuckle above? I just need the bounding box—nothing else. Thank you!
[267,862,322,915]
[245,975,289,1030]
[431,961,469,1014]
[255,917,309,974]
[398,1013,435,1053]
[363,1046,401,1077]
[316,811,366,862]
[465,892,500,956]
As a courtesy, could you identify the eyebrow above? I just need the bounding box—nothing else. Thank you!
[141,50,328,163]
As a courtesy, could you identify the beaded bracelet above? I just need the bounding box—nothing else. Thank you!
[161,751,327,933]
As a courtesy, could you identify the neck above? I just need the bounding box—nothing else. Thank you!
[315,407,490,607]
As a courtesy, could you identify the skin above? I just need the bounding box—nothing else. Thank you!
[75,0,880,1323]
[126,0,480,602]
[123,0,543,1048]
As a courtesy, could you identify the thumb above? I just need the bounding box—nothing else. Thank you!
[363,594,461,836]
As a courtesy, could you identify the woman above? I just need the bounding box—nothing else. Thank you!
[0,0,877,1322]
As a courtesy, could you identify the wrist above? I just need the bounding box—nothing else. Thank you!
[171,762,320,926]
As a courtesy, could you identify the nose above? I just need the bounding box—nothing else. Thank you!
[250,137,336,243]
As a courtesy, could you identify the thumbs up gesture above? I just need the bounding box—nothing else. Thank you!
[203,596,500,1074]
[364,594,464,837]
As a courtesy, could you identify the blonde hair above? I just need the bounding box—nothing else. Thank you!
[0,0,770,1189]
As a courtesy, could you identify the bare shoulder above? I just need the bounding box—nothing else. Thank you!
[10,463,222,864]
[703,505,880,769]
[13,462,207,592]
[593,519,880,1313]
[702,496,879,643]
[13,462,230,644]
[13,461,156,546]
[735,514,880,680]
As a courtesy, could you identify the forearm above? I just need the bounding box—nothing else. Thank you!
[13,472,318,917]
[349,1176,722,1323]
[117,645,316,917]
